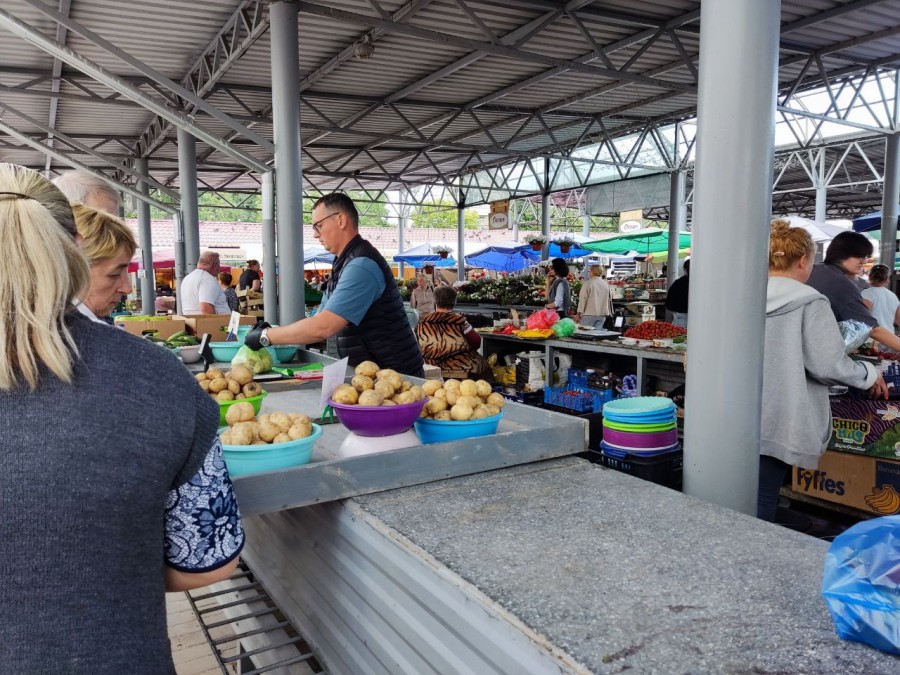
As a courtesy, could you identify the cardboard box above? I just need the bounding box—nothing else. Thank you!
[175,314,255,341]
[792,451,900,516]
[828,398,900,458]
[113,316,186,339]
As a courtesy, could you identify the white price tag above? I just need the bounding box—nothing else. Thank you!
[226,311,242,340]
[320,357,350,410]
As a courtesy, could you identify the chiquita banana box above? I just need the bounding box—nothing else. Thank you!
[793,451,900,516]
[828,398,900,459]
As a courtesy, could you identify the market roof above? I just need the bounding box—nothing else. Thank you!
[2,1,900,215]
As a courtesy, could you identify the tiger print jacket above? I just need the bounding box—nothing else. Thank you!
[415,311,489,378]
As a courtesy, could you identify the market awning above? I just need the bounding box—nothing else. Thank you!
[582,229,691,255]
[464,246,538,272]
[852,210,900,233]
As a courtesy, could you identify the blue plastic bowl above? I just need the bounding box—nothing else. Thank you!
[219,422,322,477]
[414,412,502,445]
[208,341,243,363]
[270,345,297,363]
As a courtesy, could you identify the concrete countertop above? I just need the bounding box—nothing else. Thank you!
[353,457,898,674]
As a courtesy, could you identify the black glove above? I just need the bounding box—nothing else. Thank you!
[244,321,271,350]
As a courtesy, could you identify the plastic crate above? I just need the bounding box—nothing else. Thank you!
[567,368,590,389]
[592,449,683,488]
[543,385,611,413]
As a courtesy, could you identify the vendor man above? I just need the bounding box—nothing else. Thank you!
[245,193,424,376]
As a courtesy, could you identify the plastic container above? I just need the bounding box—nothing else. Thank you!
[414,412,502,444]
[567,367,589,389]
[220,422,322,477]
[217,390,267,426]
[209,341,294,365]
[601,426,679,448]
[544,386,604,413]
[595,448,683,488]
[177,345,202,363]
[269,346,298,363]
[328,398,427,437]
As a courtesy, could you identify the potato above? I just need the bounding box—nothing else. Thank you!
[393,391,416,405]
[242,381,262,398]
[351,374,374,393]
[375,368,399,381]
[288,413,311,425]
[459,380,478,397]
[422,380,442,396]
[206,368,225,381]
[475,380,492,398]
[257,413,271,426]
[229,424,253,446]
[229,364,254,385]
[216,390,235,402]
[443,379,461,392]
[445,389,460,406]
[472,405,492,419]
[198,379,211,392]
[273,432,292,444]
[258,421,282,443]
[355,360,379,378]
[269,412,292,433]
[358,390,384,406]
[227,378,241,395]
[483,404,500,417]
[450,403,474,421]
[226,401,256,426]
[408,385,426,402]
[420,406,430,418]
[425,397,448,415]
[400,380,412,392]
[434,410,452,421]
[381,399,396,405]
[332,383,359,405]
[374,380,395,400]
[194,372,208,382]
[234,421,259,441]
[252,440,268,445]
[433,388,447,400]
[486,392,506,409]
[457,395,482,410]
[288,422,312,440]
[235,392,245,400]
[208,376,228,393]
[219,429,232,445]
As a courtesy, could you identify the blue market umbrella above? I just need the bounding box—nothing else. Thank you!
[465,246,539,272]
[852,210,900,233]
[303,246,335,265]
[394,242,457,268]
[544,242,592,258]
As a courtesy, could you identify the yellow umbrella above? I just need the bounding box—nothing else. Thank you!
[647,248,690,263]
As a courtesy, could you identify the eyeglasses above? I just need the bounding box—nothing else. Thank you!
[312,212,340,233]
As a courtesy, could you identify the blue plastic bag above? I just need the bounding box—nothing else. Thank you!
[822,515,900,654]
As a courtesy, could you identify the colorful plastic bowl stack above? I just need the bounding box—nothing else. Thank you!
[600,397,679,460]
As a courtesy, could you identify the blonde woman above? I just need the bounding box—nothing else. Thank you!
[0,164,242,672]
[71,203,136,321]
[759,221,887,521]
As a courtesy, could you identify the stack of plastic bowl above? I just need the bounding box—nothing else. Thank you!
[328,398,427,437]
[600,397,679,460]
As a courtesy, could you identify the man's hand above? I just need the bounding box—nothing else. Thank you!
[244,321,271,350]
[870,373,890,400]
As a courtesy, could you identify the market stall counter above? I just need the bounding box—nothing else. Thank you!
[238,457,898,674]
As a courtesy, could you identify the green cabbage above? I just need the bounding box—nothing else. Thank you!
[231,344,273,374]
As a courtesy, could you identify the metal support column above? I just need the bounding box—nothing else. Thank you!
[262,171,278,324]
[270,1,305,324]
[135,157,155,314]
[667,169,686,288]
[582,209,591,239]
[173,212,185,315]
[815,149,827,223]
[178,128,200,271]
[398,212,406,280]
[683,0,781,515]
[880,134,900,269]
[512,208,519,242]
[541,192,550,261]
[457,193,466,282]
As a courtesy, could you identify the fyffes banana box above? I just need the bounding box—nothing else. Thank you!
[828,398,900,459]
[793,451,900,516]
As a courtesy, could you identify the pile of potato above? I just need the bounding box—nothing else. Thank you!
[195,364,263,402]
[330,360,505,422]
[419,378,505,422]
[331,361,427,407]
[220,402,313,446]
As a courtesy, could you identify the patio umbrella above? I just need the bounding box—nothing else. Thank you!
[545,242,592,258]
[464,246,539,272]
[777,216,849,242]
[394,242,457,268]
[582,228,691,255]
[852,209,900,233]
[303,246,335,265]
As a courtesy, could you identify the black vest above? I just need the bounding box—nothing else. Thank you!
[327,235,425,377]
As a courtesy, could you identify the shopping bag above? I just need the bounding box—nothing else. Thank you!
[526,308,559,330]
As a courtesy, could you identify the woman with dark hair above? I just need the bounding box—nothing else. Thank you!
[544,257,571,318]
[416,286,489,379]
[805,227,900,352]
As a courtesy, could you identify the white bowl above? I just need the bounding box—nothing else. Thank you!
[178,345,202,363]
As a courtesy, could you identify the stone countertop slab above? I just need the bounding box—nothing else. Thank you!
[353,457,899,674]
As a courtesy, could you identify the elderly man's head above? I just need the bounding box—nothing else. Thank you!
[52,171,121,214]
[198,251,221,274]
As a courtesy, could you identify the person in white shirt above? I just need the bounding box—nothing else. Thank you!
[180,251,231,314]
[574,265,613,328]
[861,264,900,341]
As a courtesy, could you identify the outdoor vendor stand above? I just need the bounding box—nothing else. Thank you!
[209,350,898,674]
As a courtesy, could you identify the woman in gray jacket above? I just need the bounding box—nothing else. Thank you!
[759,221,887,521]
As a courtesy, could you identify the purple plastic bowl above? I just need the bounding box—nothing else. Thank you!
[328,398,427,437]
[601,427,679,448]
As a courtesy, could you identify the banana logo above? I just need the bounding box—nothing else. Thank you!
[864,484,900,514]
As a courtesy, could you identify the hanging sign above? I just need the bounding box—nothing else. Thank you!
[489,199,509,214]
[489,212,509,230]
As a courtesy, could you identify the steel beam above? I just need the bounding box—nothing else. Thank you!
[880,133,900,267]
[135,157,156,313]
[178,129,201,272]
[262,171,278,325]
[43,0,71,175]
[457,192,466,282]
[666,169,685,289]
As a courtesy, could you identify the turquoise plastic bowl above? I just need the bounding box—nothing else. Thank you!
[209,342,295,365]
[270,345,297,363]
[220,422,322,477]
[414,412,502,445]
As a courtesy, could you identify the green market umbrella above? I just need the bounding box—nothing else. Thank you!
[582,229,691,255]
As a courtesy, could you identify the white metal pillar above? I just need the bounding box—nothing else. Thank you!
[457,192,466,282]
[177,128,200,271]
[582,209,591,239]
[512,204,519,241]
[880,134,900,269]
[667,170,686,288]
[134,157,155,315]
[541,192,550,261]
[814,149,828,223]
[683,0,781,516]
[270,1,305,324]
[262,171,278,324]
[398,211,407,280]
[173,212,185,315]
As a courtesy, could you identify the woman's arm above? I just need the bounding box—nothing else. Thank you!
[166,558,240,592]
[871,325,900,352]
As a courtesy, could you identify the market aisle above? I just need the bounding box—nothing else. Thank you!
[167,591,238,675]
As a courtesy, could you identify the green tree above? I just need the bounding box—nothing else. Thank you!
[302,191,389,227]
[411,199,479,229]
[129,190,262,222]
